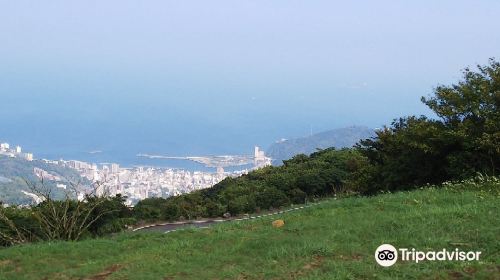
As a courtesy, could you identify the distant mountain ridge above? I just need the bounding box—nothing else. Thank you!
[267,126,376,164]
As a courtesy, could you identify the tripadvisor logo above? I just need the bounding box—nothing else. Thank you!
[375,244,482,267]
[375,244,398,267]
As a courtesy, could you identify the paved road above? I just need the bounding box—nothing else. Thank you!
[136,220,220,232]
[134,204,317,233]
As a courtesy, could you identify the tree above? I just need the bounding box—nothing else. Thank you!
[422,58,500,176]
[255,188,289,210]
[357,117,454,192]
[357,59,500,193]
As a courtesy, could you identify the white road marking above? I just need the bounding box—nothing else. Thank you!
[148,201,325,233]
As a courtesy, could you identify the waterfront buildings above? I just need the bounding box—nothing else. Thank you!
[3,142,271,206]
[40,147,271,206]
[0,142,33,161]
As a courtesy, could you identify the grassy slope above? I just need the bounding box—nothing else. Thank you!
[0,187,498,279]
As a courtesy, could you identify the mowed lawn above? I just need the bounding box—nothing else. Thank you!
[0,187,498,279]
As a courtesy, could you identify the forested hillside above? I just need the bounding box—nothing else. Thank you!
[266,126,375,164]
[0,157,82,205]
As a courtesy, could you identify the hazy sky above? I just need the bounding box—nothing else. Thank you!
[1,1,499,158]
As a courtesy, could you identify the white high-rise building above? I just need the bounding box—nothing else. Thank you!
[254,146,266,159]
[0,143,9,150]
[216,166,225,174]
[15,146,22,154]
[23,153,33,161]
[111,163,120,174]
[254,146,271,168]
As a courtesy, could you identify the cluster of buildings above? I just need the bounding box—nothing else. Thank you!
[95,166,230,205]
[1,142,271,206]
[254,146,271,167]
[37,159,234,205]
[36,147,271,206]
[45,160,230,205]
[34,167,61,181]
[0,142,33,161]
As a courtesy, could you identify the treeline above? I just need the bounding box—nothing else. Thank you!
[356,59,499,193]
[1,59,498,246]
[133,148,366,221]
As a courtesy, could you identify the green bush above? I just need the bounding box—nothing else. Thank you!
[357,59,499,193]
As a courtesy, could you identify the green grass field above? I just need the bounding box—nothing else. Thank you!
[0,185,498,279]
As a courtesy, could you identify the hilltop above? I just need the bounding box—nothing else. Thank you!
[267,126,375,164]
[0,60,497,279]
[0,180,498,279]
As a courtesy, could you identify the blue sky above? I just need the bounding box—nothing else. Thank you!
[0,1,499,159]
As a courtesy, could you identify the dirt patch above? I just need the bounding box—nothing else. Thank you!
[289,256,324,278]
[301,256,323,270]
[236,272,251,280]
[164,271,189,279]
[85,264,123,280]
[0,260,14,266]
[334,254,363,261]
[0,259,21,273]
[447,271,465,279]
[445,265,500,280]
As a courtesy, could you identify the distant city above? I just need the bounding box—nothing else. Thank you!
[0,141,271,206]
[0,142,34,161]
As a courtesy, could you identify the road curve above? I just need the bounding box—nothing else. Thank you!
[134,204,318,233]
